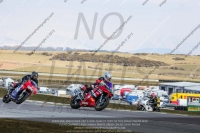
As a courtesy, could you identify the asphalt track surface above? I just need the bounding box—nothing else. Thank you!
[0,99,200,133]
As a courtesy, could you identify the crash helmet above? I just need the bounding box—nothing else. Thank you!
[103,72,112,82]
[151,93,155,98]
[31,71,38,80]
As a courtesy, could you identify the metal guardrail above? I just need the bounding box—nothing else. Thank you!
[163,103,177,107]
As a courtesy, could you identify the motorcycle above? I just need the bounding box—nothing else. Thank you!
[2,79,38,104]
[137,98,160,112]
[70,81,113,111]
[142,101,160,112]
[136,96,149,110]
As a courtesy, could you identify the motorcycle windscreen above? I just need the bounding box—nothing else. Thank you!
[106,82,113,89]
[31,80,38,88]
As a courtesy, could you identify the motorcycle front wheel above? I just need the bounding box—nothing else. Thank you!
[2,94,11,103]
[70,96,81,109]
[16,92,29,104]
[95,95,109,111]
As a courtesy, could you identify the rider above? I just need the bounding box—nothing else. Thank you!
[149,93,157,110]
[10,71,39,94]
[83,72,112,97]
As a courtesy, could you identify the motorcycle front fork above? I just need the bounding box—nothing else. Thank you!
[99,94,109,103]
[99,94,103,103]
[76,92,84,101]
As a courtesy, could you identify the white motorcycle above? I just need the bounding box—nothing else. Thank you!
[137,97,149,111]
[142,101,153,111]
[137,97,160,112]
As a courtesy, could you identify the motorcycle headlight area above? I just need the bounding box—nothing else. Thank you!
[27,85,34,92]
[74,89,79,95]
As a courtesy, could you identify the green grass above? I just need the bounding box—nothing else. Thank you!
[0,88,7,97]
[1,88,200,116]
[0,119,136,133]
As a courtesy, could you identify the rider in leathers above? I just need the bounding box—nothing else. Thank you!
[149,93,158,110]
[82,72,112,97]
[9,71,39,95]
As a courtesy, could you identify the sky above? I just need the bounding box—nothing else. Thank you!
[0,0,200,54]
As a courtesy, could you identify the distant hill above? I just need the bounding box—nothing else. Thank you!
[0,46,88,52]
[132,48,184,54]
[0,46,119,53]
[0,46,193,56]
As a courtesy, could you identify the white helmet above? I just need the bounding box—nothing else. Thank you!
[104,72,112,82]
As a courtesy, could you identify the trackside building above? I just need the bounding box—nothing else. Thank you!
[159,82,200,95]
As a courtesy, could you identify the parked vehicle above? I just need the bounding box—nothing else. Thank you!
[39,87,49,93]
[55,90,66,97]
[170,93,200,105]
[126,91,144,104]
[0,77,3,86]
[3,78,14,88]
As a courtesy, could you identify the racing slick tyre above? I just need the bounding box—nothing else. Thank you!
[2,94,11,103]
[70,96,81,109]
[16,92,29,104]
[156,107,160,112]
[95,95,110,111]
[142,106,146,111]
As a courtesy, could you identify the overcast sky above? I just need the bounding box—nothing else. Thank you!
[0,0,200,54]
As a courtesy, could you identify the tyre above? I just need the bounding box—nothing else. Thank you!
[142,106,146,111]
[95,95,110,111]
[70,96,81,109]
[16,92,29,104]
[2,94,11,103]
[137,105,142,110]
[156,107,160,112]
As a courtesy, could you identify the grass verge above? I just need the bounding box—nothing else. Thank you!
[0,88,200,116]
[0,119,136,133]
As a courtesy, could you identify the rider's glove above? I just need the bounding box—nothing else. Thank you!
[96,79,101,84]
[100,81,105,86]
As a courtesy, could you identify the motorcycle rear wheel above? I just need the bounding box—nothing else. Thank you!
[142,106,146,111]
[2,94,11,103]
[70,96,81,109]
[16,92,29,104]
[137,105,143,110]
[95,96,109,111]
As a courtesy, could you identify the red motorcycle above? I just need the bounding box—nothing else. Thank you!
[70,82,113,111]
[3,79,38,104]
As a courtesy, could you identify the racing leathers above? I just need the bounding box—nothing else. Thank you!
[83,77,112,96]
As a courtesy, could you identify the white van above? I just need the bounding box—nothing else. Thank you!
[39,87,49,93]
[123,85,135,89]
[55,90,67,97]
[0,77,3,86]
[3,78,14,88]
